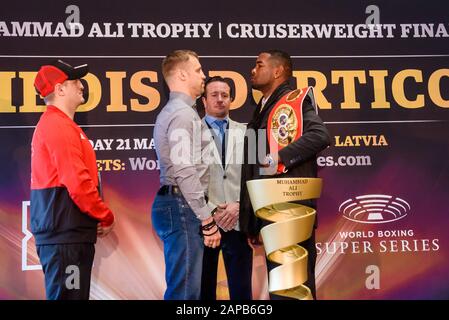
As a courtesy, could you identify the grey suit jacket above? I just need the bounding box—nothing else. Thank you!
[203,117,246,231]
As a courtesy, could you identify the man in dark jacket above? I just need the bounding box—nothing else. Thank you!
[239,50,331,299]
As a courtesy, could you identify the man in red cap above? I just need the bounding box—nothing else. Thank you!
[31,60,115,300]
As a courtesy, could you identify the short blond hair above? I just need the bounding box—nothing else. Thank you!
[161,49,199,80]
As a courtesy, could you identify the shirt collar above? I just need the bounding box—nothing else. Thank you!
[169,91,196,108]
[261,94,271,107]
[205,115,229,126]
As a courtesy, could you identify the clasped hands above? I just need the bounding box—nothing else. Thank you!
[214,202,239,232]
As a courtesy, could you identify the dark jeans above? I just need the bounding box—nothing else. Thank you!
[36,243,95,300]
[152,193,203,300]
[201,229,253,300]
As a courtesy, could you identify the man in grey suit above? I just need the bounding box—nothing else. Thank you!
[200,76,253,300]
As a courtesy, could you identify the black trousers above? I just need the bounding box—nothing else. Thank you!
[201,230,253,300]
[37,243,95,300]
[266,229,317,300]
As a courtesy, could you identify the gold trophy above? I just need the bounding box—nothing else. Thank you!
[247,87,322,300]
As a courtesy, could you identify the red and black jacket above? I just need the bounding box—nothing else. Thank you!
[31,106,114,245]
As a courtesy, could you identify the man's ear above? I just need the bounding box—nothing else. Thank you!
[274,65,284,79]
[178,68,187,81]
[54,83,64,97]
[202,95,207,105]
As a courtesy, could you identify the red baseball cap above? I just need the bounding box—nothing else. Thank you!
[34,59,89,97]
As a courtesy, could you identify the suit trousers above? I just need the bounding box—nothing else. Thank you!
[201,229,253,300]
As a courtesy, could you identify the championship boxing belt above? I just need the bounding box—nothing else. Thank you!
[267,87,317,173]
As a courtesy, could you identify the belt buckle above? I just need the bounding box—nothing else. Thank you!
[158,185,180,195]
[171,186,179,194]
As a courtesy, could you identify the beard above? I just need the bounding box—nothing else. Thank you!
[251,80,266,91]
[251,82,261,90]
[251,76,268,90]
